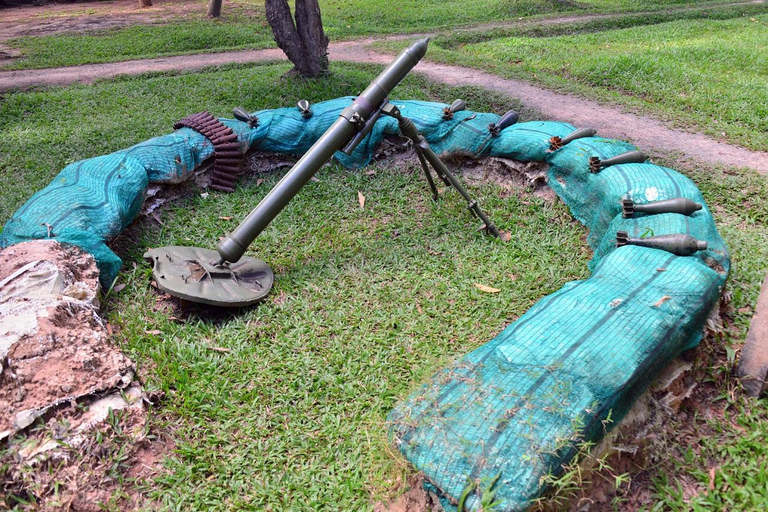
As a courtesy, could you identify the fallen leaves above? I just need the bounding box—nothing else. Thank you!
[207,346,231,353]
[474,283,500,294]
[653,295,672,307]
[145,329,162,336]
[358,191,366,209]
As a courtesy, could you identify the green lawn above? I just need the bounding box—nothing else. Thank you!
[1,0,741,70]
[117,156,589,510]
[4,0,768,503]
[0,62,588,508]
[0,17,275,70]
[2,59,768,509]
[410,10,768,152]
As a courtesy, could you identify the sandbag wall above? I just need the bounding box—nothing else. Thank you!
[0,99,729,511]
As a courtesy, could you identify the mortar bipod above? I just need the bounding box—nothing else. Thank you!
[380,102,503,239]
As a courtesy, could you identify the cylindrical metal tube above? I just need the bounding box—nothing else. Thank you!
[217,38,429,264]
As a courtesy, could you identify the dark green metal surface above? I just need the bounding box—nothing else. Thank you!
[590,150,647,173]
[148,39,428,306]
[216,38,429,266]
[549,127,595,150]
[144,246,273,307]
[381,102,503,239]
[622,197,703,218]
[616,231,707,256]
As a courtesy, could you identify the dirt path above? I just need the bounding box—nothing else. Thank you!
[3,40,767,174]
[331,45,768,174]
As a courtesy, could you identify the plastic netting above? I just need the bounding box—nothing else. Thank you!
[390,134,729,511]
[0,98,729,511]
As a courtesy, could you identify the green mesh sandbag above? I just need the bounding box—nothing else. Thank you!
[390,244,726,511]
[547,137,639,225]
[1,153,149,286]
[395,100,498,157]
[119,128,214,184]
[248,97,398,169]
[390,133,729,511]
[122,121,250,184]
[489,121,576,161]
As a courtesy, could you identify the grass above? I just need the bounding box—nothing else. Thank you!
[0,61,534,224]
[0,63,586,509]
[0,0,740,70]
[113,160,588,509]
[1,17,275,70]
[385,7,768,152]
[2,13,768,510]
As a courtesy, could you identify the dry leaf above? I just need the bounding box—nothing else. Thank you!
[219,216,233,221]
[112,283,126,293]
[106,323,113,336]
[416,303,423,314]
[738,306,752,314]
[145,329,162,336]
[358,191,366,209]
[474,283,500,293]
[365,170,376,176]
[208,346,231,353]
[257,178,264,186]
[708,467,716,491]
[311,176,321,182]
[653,295,672,307]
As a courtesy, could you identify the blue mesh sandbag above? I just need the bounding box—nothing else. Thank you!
[124,120,251,184]
[576,163,729,272]
[119,128,213,184]
[248,97,399,168]
[547,137,639,225]
[389,128,729,511]
[0,153,149,286]
[390,244,726,511]
[489,121,576,161]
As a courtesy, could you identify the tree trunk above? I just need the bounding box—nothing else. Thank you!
[265,0,329,78]
[208,0,223,17]
[139,0,153,8]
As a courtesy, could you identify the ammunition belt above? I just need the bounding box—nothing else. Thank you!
[174,112,243,193]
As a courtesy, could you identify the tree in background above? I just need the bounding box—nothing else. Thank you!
[265,0,329,78]
[208,0,222,18]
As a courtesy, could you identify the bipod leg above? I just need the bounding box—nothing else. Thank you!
[381,102,502,239]
[387,106,441,201]
[413,145,439,202]
[419,144,502,238]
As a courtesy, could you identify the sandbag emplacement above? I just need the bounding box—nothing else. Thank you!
[0,153,150,287]
[0,95,730,510]
[390,133,729,510]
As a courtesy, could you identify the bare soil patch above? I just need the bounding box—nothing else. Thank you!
[0,240,163,510]
[0,0,203,40]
